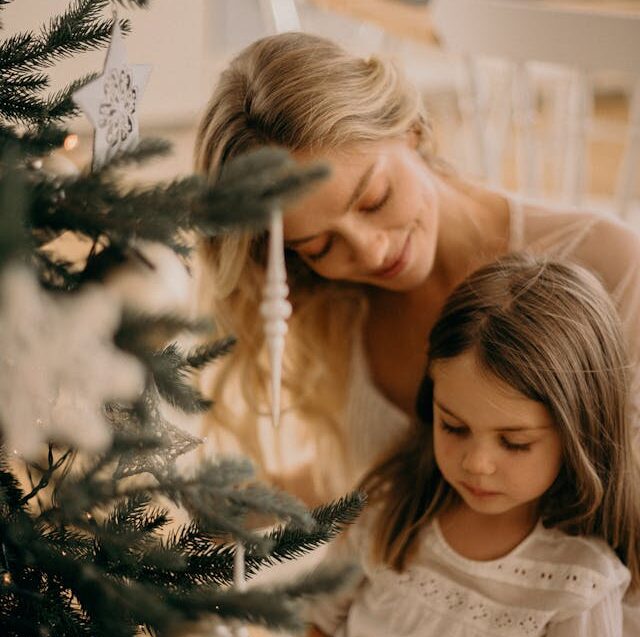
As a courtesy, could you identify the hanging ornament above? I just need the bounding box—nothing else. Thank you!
[73,17,151,170]
[106,384,201,481]
[231,542,250,637]
[0,265,144,460]
[259,210,292,428]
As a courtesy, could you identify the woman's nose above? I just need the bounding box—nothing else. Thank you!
[461,443,496,475]
[347,226,388,271]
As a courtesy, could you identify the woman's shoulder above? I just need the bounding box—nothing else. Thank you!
[510,196,640,290]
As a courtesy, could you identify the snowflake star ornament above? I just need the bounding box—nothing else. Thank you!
[106,385,201,481]
[73,20,151,170]
[0,265,144,460]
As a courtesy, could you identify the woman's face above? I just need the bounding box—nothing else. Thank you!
[283,136,440,291]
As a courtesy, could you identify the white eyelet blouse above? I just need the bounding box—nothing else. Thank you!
[307,515,630,637]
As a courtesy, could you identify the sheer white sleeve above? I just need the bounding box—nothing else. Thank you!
[570,217,640,435]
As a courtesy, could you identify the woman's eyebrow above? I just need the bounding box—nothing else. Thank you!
[344,161,377,212]
[285,232,322,248]
[284,161,378,247]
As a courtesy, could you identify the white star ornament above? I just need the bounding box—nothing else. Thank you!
[73,21,151,170]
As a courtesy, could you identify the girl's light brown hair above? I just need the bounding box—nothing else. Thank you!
[363,253,640,590]
[193,32,438,497]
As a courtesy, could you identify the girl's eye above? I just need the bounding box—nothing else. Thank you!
[305,236,334,262]
[361,185,392,213]
[441,421,468,437]
[500,437,532,453]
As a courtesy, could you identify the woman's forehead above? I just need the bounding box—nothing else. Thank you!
[284,148,376,236]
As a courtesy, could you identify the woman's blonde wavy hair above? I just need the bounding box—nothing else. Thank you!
[362,254,640,590]
[193,32,438,499]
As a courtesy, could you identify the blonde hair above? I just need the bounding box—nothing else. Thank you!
[364,253,640,590]
[193,32,438,497]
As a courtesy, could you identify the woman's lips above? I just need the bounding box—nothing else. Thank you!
[374,234,411,279]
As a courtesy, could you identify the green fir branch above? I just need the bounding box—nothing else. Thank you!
[0,122,68,156]
[0,457,25,512]
[0,147,30,269]
[272,562,360,600]
[115,311,210,361]
[244,492,366,576]
[199,587,301,633]
[40,2,129,66]
[0,31,40,74]
[0,90,48,122]
[185,336,237,370]
[150,344,212,414]
[99,137,173,170]
[1,71,49,93]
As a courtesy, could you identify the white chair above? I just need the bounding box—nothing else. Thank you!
[431,0,640,219]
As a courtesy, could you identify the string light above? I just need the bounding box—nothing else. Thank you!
[2,572,12,585]
[63,134,79,151]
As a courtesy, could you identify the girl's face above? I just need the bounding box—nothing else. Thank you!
[431,351,563,522]
[283,136,439,291]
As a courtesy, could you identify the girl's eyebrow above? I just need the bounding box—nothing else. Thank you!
[434,400,468,425]
[433,400,551,432]
[284,161,377,247]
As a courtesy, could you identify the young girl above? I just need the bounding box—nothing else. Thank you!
[306,254,639,637]
[194,32,640,503]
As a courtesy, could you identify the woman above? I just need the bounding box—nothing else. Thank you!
[193,32,640,503]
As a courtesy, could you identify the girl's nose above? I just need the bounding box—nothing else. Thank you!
[461,444,496,476]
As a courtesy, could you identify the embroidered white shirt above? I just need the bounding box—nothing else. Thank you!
[308,517,630,637]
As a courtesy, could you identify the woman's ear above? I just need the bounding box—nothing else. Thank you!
[405,125,421,150]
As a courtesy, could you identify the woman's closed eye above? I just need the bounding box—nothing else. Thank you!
[361,185,392,213]
[304,236,334,262]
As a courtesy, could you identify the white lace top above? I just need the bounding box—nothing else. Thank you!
[307,516,630,637]
[342,197,640,488]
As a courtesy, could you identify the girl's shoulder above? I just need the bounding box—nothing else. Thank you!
[421,520,629,608]
[515,524,630,605]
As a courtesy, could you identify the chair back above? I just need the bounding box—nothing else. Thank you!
[431,0,640,217]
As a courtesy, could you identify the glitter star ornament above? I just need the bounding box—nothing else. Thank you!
[73,19,151,170]
[0,265,145,460]
[107,385,201,481]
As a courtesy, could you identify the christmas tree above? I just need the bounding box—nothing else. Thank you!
[0,1,363,635]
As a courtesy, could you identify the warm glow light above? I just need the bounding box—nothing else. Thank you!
[63,134,79,151]
[2,572,11,585]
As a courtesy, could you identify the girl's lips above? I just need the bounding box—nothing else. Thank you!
[461,482,501,498]
[374,234,411,279]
